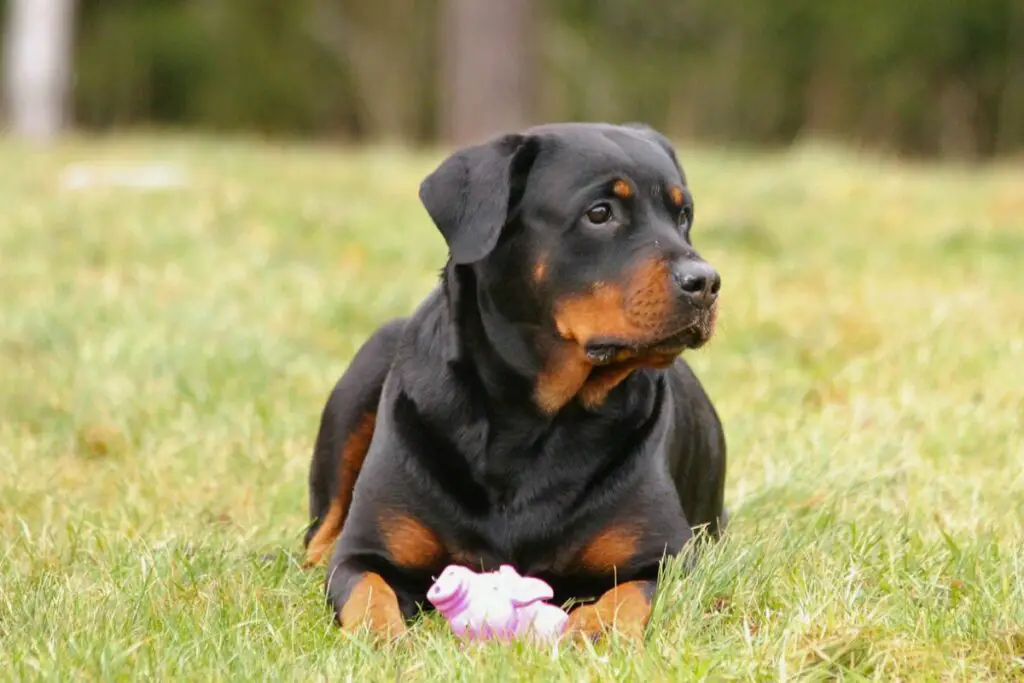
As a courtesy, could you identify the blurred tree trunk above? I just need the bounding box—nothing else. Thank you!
[3,0,75,142]
[441,0,536,145]
[307,0,438,144]
[995,0,1024,154]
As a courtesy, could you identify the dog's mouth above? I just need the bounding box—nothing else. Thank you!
[583,308,717,367]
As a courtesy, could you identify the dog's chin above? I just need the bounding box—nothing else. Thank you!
[652,313,718,353]
[584,308,718,367]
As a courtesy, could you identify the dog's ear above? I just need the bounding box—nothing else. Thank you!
[623,122,687,184]
[419,133,539,265]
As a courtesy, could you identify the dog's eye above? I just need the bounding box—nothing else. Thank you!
[678,208,692,230]
[585,203,613,225]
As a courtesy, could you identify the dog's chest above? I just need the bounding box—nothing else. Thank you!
[454,419,652,571]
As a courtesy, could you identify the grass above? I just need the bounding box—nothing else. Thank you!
[1,132,1022,681]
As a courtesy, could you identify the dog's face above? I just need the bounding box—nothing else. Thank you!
[420,122,720,375]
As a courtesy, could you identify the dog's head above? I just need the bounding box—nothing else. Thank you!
[420,122,720,411]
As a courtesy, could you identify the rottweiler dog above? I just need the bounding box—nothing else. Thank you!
[302,121,727,643]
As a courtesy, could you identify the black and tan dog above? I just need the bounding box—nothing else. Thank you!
[302,122,727,643]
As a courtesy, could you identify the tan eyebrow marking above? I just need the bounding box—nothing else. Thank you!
[668,185,685,207]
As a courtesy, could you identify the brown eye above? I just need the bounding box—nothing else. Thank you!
[585,203,612,225]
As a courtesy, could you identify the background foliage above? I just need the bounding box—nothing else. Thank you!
[9,0,1022,158]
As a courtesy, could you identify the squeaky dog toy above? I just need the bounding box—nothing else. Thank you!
[427,564,569,643]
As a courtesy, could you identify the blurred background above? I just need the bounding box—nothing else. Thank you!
[2,5,1023,677]
[3,0,1024,159]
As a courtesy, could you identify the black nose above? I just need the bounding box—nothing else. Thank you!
[672,260,721,307]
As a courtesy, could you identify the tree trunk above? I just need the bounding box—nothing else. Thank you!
[3,0,75,142]
[441,0,536,146]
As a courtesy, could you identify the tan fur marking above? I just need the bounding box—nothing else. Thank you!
[577,524,640,571]
[303,412,377,567]
[340,572,407,637]
[612,179,633,199]
[534,342,593,414]
[537,259,684,413]
[536,256,715,413]
[533,255,547,283]
[668,185,685,207]
[304,500,342,567]
[552,259,675,347]
[565,581,652,644]
[381,513,445,569]
[579,361,641,408]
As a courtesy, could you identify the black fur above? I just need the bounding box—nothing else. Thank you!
[304,121,728,627]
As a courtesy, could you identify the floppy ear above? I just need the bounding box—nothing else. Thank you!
[419,133,539,265]
[507,576,555,608]
[496,566,554,607]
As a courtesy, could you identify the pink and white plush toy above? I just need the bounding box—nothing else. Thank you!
[426,564,569,643]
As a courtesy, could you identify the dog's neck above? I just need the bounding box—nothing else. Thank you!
[442,262,554,411]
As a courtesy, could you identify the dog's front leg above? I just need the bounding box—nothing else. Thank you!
[326,557,408,639]
[564,579,656,644]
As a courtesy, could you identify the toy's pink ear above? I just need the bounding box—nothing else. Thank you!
[508,576,554,607]
[497,565,521,580]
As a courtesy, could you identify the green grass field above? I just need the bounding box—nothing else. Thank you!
[1,134,1022,681]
